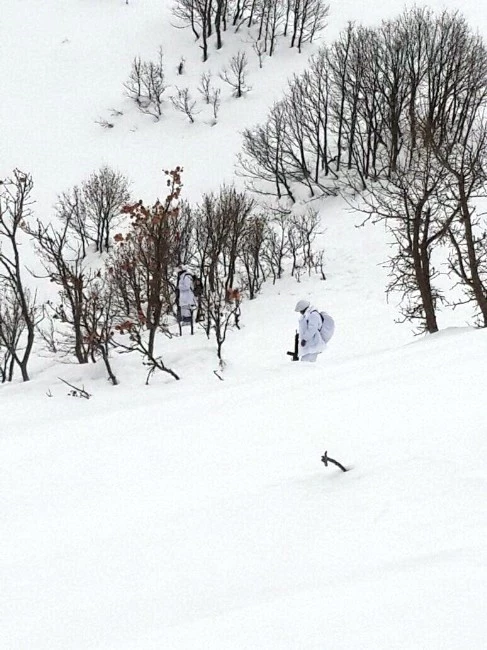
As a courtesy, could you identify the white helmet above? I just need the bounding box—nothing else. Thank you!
[294,299,310,312]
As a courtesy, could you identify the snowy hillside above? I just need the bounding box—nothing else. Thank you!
[2,0,487,649]
[2,311,487,649]
[3,0,485,211]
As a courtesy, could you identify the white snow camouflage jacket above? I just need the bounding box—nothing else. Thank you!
[298,306,326,357]
[178,271,196,308]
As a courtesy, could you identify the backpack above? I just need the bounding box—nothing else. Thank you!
[318,311,335,344]
[192,275,203,298]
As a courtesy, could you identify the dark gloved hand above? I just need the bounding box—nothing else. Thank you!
[300,340,306,347]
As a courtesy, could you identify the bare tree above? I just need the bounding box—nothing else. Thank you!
[80,273,121,385]
[256,0,284,57]
[172,0,202,41]
[170,200,197,269]
[173,0,328,59]
[281,79,317,195]
[220,51,250,98]
[202,280,241,366]
[0,170,39,381]
[304,48,331,181]
[262,209,291,282]
[239,101,295,201]
[192,190,229,299]
[0,286,26,382]
[214,0,226,49]
[28,212,122,380]
[191,185,256,297]
[124,56,144,104]
[290,208,322,275]
[27,218,93,364]
[361,145,454,333]
[196,0,212,61]
[431,121,487,325]
[56,166,130,256]
[124,49,167,119]
[252,37,265,68]
[232,0,252,26]
[219,185,255,289]
[197,72,222,122]
[83,166,130,252]
[239,215,267,298]
[211,88,221,122]
[171,87,200,123]
[55,185,89,257]
[198,71,213,103]
[291,0,329,52]
[172,0,212,61]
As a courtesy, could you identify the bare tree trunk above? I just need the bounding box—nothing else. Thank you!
[0,170,38,381]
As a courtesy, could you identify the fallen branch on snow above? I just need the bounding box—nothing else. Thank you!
[321,450,348,472]
[58,377,92,399]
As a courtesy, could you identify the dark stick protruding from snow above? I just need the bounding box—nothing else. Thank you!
[321,450,348,472]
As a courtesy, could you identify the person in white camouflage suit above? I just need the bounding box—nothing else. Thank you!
[295,299,326,362]
[177,266,196,323]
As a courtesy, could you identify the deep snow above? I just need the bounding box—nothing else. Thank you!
[1,1,487,649]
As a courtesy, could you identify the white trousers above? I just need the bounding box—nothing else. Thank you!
[301,353,318,362]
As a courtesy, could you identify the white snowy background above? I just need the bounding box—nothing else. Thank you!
[1,1,486,648]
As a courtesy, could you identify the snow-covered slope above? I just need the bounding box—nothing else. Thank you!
[1,0,317,210]
[2,1,487,649]
[4,0,484,210]
[2,203,485,649]
[2,309,486,649]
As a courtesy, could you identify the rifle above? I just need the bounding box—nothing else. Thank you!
[286,331,299,361]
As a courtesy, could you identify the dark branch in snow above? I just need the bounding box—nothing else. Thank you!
[321,450,348,472]
[58,377,92,399]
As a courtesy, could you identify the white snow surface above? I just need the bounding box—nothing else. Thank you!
[1,1,487,649]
